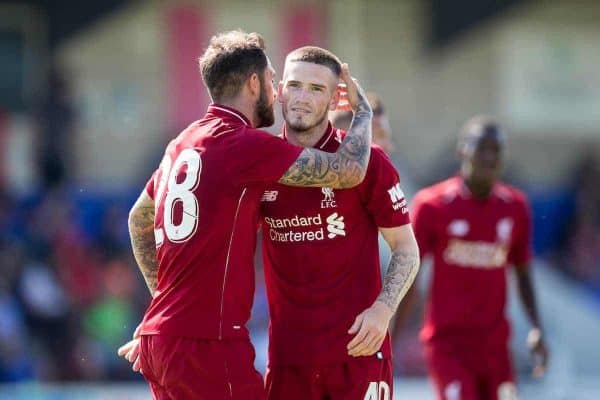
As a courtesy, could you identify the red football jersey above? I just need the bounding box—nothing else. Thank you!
[412,176,532,346]
[140,104,302,340]
[260,123,411,366]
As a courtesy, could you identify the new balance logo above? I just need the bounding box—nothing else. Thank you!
[261,191,278,202]
[387,183,408,213]
[326,212,345,239]
[364,381,390,400]
[387,183,404,203]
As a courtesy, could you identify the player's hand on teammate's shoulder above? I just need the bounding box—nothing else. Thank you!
[527,327,549,378]
[347,300,393,357]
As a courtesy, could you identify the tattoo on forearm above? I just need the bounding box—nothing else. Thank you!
[279,91,372,188]
[377,250,420,312]
[129,205,159,295]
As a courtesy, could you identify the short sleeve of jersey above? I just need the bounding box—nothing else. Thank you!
[362,147,411,228]
[410,190,436,257]
[145,170,157,200]
[234,128,303,185]
[509,192,533,267]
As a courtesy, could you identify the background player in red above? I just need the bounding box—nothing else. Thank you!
[394,116,549,400]
[259,46,420,400]
[118,31,374,399]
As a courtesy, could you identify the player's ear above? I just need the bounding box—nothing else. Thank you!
[456,141,465,160]
[456,138,472,161]
[329,85,340,111]
[248,72,260,97]
[277,81,284,103]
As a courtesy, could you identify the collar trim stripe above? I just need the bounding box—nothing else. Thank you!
[209,105,249,126]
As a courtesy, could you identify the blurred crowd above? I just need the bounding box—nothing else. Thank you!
[0,185,149,382]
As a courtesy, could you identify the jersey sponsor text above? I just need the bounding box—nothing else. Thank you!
[444,239,508,268]
[264,212,347,243]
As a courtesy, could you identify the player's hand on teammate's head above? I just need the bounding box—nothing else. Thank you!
[337,63,369,113]
[527,328,548,378]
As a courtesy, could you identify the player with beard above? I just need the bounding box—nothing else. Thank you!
[118,31,375,400]
[259,46,420,400]
[393,116,549,400]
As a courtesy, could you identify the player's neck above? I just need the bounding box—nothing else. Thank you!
[221,98,256,127]
[463,176,493,199]
[285,118,329,148]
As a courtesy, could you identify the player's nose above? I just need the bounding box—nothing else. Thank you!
[294,87,310,101]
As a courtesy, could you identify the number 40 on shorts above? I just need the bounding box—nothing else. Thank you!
[364,381,390,400]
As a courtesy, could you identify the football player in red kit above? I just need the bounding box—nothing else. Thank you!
[394,116,548,400]
[259,47,420,400]
[118,31,375,400]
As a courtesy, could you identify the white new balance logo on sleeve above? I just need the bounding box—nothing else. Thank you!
[387,183,408,213]
[387,183,404,203]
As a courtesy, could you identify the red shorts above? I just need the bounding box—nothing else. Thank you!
[425,343,517,400]
[139,335,265,400]
[265,356,393,400]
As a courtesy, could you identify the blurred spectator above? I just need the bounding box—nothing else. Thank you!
[0,240,34,381]
[566,155,600,288]
[81,252,140,379]
[35,66,76,190]
[17,257,72,380]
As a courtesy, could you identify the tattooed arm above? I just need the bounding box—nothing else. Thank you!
[279,63,372,189]
[377,225,420,312]
[128,190,159,296]
[347,224,420,357]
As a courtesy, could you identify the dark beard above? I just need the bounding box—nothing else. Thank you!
[283,103,329,132]
[255,75,275,128]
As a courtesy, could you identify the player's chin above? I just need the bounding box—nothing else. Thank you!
[474,168,498,182]
[257,112,275,128]
[289,120,311,132]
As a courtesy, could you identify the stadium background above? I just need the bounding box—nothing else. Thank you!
[0,0,599,398]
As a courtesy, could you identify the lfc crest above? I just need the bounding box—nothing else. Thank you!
[321,187,337,208]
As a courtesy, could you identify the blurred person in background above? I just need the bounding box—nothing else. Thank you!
[118,30,373,399]
[393,116,548,400]
[331,92,395,155]
[259,46,419,400]
[566,155,600,287]
[0,239,34,381]
[34,66,75,190]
